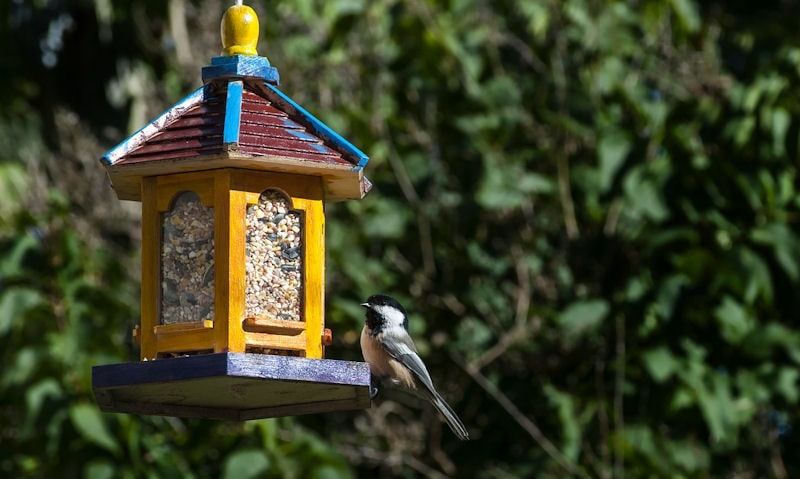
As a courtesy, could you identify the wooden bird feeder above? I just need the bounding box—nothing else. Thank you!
[92,3,372,420]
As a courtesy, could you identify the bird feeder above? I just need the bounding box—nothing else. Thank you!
[92,3,372,420]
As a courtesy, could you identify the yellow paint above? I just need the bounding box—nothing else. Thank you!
[295,197,325,359]
[137,169,328,360]
[243,317,306,335]
[244,332,307,352]
[154,320,214,334]
[216,171,248,353]
[221,5,259,56]
[156,328,216,354]
[105,153,364,202]
[154,172,215,210]
[236,171,325,358]
[140,177,159,360]
[154,320,214,354]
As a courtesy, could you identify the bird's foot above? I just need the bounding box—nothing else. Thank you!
[369,376,380,400]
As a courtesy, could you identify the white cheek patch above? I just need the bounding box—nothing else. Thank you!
[373,304,407,329]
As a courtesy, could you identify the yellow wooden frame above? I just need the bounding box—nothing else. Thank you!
[138,169,326,360]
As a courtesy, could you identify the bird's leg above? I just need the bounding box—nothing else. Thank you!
[369,375,380,400]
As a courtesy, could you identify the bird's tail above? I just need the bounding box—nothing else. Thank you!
[430,391,469,440]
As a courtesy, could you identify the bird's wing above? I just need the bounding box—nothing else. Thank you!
[379,330,470,440]
[379,330,437,394]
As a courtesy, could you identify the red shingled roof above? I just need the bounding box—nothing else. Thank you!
[115,87,352,167]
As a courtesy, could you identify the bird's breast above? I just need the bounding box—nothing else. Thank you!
[360,326,416,390]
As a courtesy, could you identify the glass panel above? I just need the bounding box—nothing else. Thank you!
[245,190,303,321]
[160,191,215,324]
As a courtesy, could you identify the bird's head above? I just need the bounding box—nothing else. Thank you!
[361,294,409,332]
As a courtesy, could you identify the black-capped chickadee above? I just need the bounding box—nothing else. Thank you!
[360,294,469,440]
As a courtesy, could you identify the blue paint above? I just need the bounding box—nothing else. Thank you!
[263,83,370,170]
[101,87,205,165]
[223,81,243,144]
[284,129,318,142]
[91,353,372,420]
[284,128,333,154]
[92,352,371,387]
[202,55,280,85]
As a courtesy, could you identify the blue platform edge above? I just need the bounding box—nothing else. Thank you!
[92,353,372,420]
[92,352,371,389]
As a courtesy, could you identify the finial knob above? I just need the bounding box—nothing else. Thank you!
[220,4,259,56]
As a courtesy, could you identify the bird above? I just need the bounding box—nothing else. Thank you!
[360,294,469,440]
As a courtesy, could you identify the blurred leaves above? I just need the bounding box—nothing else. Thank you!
[557,299,609,340]
[70,403,121,455]
[3,0,800,478]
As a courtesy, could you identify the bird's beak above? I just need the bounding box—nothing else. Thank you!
[360,303,369,308]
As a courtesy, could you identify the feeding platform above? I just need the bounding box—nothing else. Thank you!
[92,2,372,419]
[93,353,370,419]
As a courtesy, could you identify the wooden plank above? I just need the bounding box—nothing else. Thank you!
[125,147,225,163]
[243,317,306,335]
[224,177,248,353]
[238,122,335,146]
[155,328,215,353]
[232,169,324,201]
[108,155,364,203]
[223,80,243,144]
[161,114,221,129]
[296,197,325,359]
[212,171,233,352]
[239,123,320,143]
[155,173,216,210]
[145,126,222,143]
[238,112,292,127]
[93,353,229,387]
[92,353,371,419]
[153,320,213,335]
[100,399,245,420]
[237,141,348,164]
[140,177,160,360]
[93,353,370,386]
[200,55,279,84]
[239,396,369,420]
[244,331,307,351]
[240,93,285,115]
[98,390,369,420]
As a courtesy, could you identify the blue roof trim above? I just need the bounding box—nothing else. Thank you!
[262,83,369,170]
[101,87,205,166]
[223,81,243,144]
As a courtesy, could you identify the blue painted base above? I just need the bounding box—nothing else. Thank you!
[202,55,280,84]
[92,353,371,420]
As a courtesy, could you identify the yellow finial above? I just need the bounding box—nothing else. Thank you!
[220,3,259,56]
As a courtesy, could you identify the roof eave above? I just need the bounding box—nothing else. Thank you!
[100,87,206,167]
[257,82,369,169]
[104,152,369,202]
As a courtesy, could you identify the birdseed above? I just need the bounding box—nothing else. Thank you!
[245,190,303,321]
[160,191,215,324]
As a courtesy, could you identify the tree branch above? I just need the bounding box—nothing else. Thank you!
[454,353,587,477]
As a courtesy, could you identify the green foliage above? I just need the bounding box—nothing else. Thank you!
[0,195,350,477]
[3,0,800,477]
